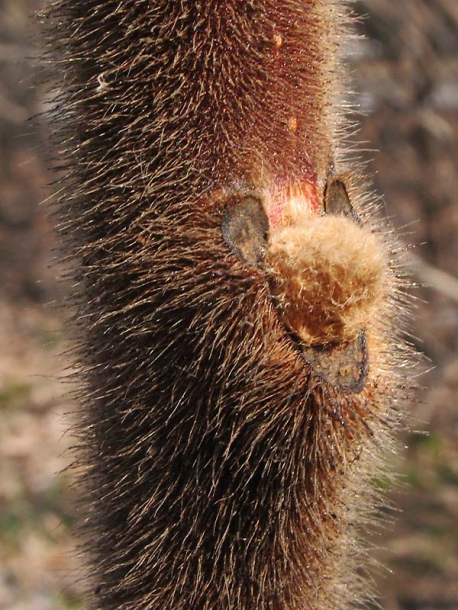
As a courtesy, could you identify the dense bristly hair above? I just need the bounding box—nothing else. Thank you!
[42,1,413,609]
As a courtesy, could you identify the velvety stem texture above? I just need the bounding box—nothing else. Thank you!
[43,1,411,609]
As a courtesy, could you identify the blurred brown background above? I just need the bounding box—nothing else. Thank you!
[0,0,457,608]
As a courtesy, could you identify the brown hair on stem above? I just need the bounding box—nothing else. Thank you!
[42,1,415,608]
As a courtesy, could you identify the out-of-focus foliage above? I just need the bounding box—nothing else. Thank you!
[353,2,458,608]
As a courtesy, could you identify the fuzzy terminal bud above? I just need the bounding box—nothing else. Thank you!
[267,215,388,346]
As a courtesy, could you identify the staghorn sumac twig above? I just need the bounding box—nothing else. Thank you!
[42,1,415,608]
